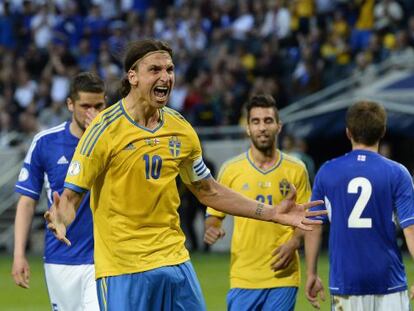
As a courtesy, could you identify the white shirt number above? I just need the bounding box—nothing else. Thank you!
[347,177,372,228]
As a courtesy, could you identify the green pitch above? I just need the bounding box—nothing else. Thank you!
[1,253,413,310]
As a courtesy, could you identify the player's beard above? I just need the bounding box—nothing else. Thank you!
[251,135,275,153]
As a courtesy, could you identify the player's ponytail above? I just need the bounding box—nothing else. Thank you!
[119,76,131,98]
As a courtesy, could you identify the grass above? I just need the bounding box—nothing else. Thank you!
[1,253,413,310]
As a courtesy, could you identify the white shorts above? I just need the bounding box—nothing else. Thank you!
[332,290,411,311]
[44,263,99,311]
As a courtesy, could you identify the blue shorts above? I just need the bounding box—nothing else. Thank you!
[227,287,298,311]
[96,261,206,311]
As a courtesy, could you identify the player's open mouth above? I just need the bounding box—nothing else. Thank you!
[153,86,169,101]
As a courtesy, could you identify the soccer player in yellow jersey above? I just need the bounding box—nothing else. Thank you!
[204,94,311,311]
[44,39,325,311]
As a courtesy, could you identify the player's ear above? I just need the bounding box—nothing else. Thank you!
[67,97,74,112]
[128,69,138,87]
[345,128,352,140]
[277,121,283,134]
[246,124,251,137]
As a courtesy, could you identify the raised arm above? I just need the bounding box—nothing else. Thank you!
[186,176,325,231]
[12,196,37,289]
[44,188,84,246]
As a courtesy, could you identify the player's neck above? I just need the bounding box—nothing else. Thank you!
[124,94,161,129]
[250,146,279,169]
[352,142,379,153]
[69,119,84,139]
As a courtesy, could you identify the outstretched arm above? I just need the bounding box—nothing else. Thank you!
[403,224,414,299]
[304,225,326,309]
[44,189,83,246]
[12,196,37,289]
[186,176,325,231]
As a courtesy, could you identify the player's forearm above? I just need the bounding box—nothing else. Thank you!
[304,226,323,275]
[59,188,83,226]
[403,225,414,261]
[195,179,275,222]
[13,197,36,257]
[290,228,305,249]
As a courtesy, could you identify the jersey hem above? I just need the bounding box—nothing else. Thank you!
[330,285,407,296]
[230,279,300,289]
[95,255,190,279]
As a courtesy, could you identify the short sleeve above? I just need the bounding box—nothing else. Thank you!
[64,118,111,193]
[394,164,414,229]
[179,127,210,184]
[15,137,45,200]
[310,168,329,223]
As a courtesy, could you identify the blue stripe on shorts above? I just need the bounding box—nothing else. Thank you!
[96,261,206,311]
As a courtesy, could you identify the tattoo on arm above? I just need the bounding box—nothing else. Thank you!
[192,181,204,192]
[255,202,264,216]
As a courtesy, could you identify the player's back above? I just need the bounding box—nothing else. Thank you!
[312,149,414,295]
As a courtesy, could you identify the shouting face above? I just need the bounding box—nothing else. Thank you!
[129,52,175,109]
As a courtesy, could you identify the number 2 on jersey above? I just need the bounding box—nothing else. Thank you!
[347,177,372,228]
[143,154,162,179]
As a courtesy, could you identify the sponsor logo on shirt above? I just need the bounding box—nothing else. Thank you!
[258,181,272,189]
[144,138,160,147]
[18,167,29,182]
[68,161,81,176]
[124,142,136,150]
[57,156,69,164]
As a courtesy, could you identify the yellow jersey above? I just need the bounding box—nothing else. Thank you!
[207,149,311,289]
[65,100,210,278]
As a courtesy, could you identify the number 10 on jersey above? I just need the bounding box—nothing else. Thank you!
[143,154,162,179]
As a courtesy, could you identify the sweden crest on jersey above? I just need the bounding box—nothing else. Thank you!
[279,178,290,197]
[169,136,181,157]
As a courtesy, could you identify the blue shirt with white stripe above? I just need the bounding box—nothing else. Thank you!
[311,149,414,295]
[15,121,93,265]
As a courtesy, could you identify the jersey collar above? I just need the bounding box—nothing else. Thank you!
[246,148,283,175]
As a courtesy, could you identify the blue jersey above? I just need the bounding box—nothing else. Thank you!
[311,149,414,295]
[15,122,94,265]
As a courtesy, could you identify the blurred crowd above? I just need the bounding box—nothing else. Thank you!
[1,0,414,145]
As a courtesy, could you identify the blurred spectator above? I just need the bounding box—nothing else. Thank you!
[379,141,393,158]
[350,0,375,52]
[282,134,315,184]
[374,0,403,33]
[352,51,376,85]
[0,0,411,138]
[30,3,56,49]
[260,0,291,41]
